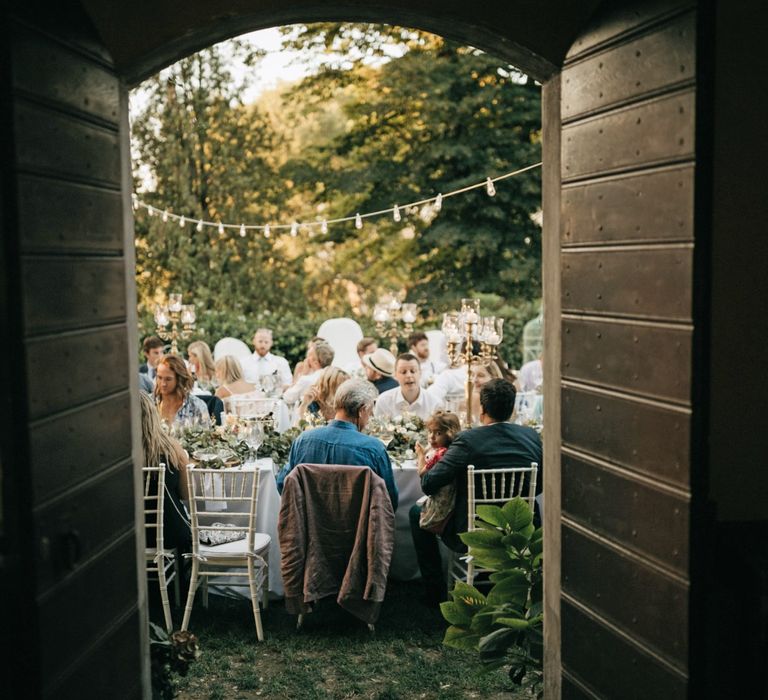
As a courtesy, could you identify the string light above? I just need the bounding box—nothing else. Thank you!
[134,162,541,235]
[179,215,185,227]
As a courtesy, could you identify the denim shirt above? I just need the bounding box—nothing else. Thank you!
[276,419,398,511]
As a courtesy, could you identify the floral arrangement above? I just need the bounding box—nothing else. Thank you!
[149,622,199,700]
[366,412,426,462]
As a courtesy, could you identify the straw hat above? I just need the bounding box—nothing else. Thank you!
[362,348,396,377]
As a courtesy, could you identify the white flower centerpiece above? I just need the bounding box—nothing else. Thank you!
[366,412,426,463]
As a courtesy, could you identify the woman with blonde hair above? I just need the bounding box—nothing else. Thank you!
[296,366,350,424]
[214,356,258,400]
[187,340,216,390]
[155,354,210,427]
[140,391,191,552]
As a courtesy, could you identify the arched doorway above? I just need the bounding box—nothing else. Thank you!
[3,1,767,698]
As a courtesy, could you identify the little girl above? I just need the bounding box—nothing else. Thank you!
[416,410,461,534]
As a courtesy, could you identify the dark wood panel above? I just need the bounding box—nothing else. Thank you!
[562,247,692,321]
[563,11,694,120]
[44,610,142,700]
[22,257,127,335]
[562,165,694,246]
[34,461,135,593]
[38,534,139,685]
[562,454,688,574]
[18,175,124,254]
[562,90,694,181]
[14,101,120,186]
[25,326,130,420]
[562,600,687,699]
[562,386,689,487]
[29,395,132,504]
[12,25,119,125]
[562,317,691,403]
[562,675,598,700]
[566,0,692,60]
[563,525,688,667]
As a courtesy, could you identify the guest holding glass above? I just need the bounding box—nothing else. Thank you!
[155,355,210,428]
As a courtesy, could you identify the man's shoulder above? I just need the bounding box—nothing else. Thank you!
[377,386,399,402]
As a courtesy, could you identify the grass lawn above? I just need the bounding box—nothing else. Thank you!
[155,579,527,699]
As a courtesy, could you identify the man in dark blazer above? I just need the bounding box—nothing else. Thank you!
[409,378,542,606]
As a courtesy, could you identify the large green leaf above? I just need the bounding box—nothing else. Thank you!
[487,569,529,606]
[461,529,504,548]
[450,581,487,611]
[469,547,512,570]
[440,601,472,626]
[443,625,482,651]
[470,609,498,634]
[478,627,518,654]
[501,498,533,531]
[495,617,530,630]
[476,505,509,528]
[502,532,531,551]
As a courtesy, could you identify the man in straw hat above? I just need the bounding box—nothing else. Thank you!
[362,348,399,394]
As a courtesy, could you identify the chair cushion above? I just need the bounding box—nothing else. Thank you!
[199,532,270,557]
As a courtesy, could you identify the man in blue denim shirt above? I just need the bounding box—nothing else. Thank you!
[276,379,399,510]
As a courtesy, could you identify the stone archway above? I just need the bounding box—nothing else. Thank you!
[3,1,768,698]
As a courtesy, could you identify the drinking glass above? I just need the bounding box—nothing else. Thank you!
[244,422,265,465]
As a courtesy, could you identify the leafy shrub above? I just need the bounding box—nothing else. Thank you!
[149,622,200,699]
[441,497,543,696]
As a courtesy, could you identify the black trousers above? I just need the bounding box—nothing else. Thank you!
[409,502,465,600]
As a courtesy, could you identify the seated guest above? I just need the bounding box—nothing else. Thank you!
[410,379,542,606]
[140,335,165,380]
[283,338,335,405]
[296,366,350,424]
[467,360,505,425]
[248,327,293,389]
[277,378,398,510]
[187,340,216,392]
[139,391,192,553]
[139,372,154,394]
[374,353,442,420]
[361,348,399,394]
[408,331,446,387]
[517,353,543,393]
[155,355,210,427]
[345,336,378,376]
[214,356,258,400]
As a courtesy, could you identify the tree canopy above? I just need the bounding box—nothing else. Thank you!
[131,24,542,365]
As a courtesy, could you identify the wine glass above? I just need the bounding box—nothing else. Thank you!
[244,422,264,466]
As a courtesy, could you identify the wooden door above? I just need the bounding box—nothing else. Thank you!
[0,1,147,697]
[557,2,696,697]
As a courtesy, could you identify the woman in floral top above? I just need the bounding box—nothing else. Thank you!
[155,354,210,428]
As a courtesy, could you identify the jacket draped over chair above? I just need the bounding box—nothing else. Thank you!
[278,463,395,625]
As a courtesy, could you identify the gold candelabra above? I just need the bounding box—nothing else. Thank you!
[443,298,504,428]
[154,292,196,355]
[373,295,418,356]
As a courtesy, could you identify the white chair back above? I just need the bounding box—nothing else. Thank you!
[213,337,252,361]
[425,329,449,367]
[317,317,364,369]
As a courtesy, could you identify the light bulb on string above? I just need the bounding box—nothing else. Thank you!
[162,210,169,222]
[321,220,328,234]
[290,221,298,237]
[196,220,203,232]
[179,215,185,227]
[434,193,443,212]
[147,206,155,217]
[239,223,246,237]
[264,224,271,238]
[486,177,496,197]
[393,205,401,222]
[218,222,224,236]
[355,213,363,230]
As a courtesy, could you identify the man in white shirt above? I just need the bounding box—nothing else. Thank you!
[408,331,446,387]
[247,328,292,389]
[374,353,442,420]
